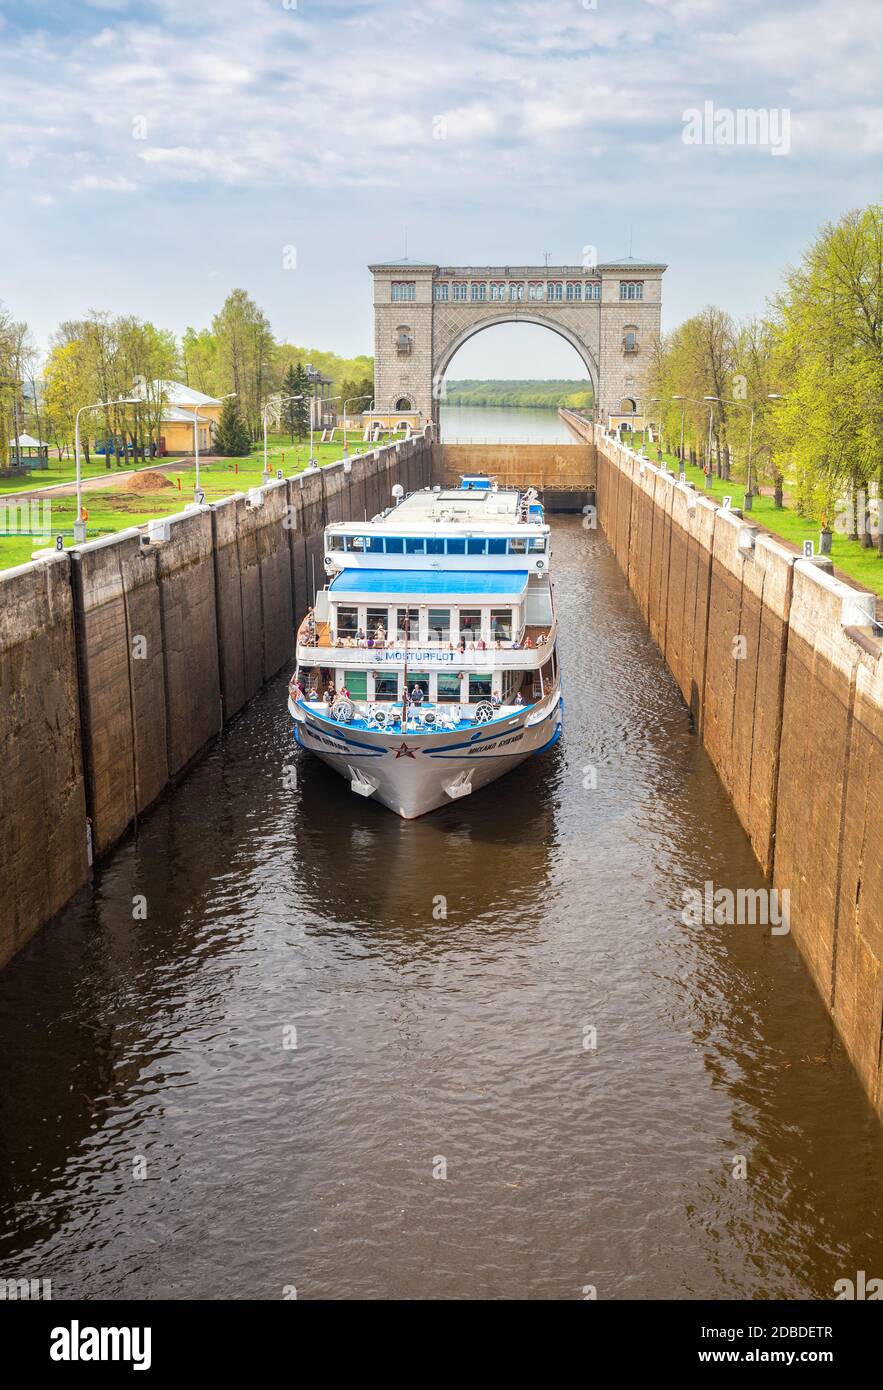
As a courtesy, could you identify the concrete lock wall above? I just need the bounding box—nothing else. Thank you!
[432,439,596,512]
[0,435,431,968]
[594,428,883,1119]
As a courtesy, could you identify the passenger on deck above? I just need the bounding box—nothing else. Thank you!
[523,636,534,649]
[410,684,424,706]
[374,623,386,643]
[514,692,524,705]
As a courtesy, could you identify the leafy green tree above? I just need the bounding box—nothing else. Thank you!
[213,394,251,456]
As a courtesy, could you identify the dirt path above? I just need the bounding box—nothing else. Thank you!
[6,456,200,502]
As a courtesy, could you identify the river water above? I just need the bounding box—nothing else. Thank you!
[1,425,882,1300]
[440,403,577,443]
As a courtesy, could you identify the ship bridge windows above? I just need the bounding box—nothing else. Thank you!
[328,532,548,555]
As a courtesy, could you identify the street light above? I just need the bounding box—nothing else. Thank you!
[194,392,236,503]
[309,396,340,468]
[74,396,140,542]
[672,394,688,463]
[262,394,301,483]
[342,394,372,455]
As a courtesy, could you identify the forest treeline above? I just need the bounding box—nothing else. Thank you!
[443,379,594,410]
[642,203,882,544]
[0,288,374,464]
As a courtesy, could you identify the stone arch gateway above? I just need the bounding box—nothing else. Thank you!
[369,258,666,430]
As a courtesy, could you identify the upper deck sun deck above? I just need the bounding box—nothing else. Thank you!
[328,484,547,539]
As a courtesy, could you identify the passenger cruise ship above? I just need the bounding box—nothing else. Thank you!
[288,475,562,818]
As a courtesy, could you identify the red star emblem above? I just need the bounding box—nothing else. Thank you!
[394,742,416,759]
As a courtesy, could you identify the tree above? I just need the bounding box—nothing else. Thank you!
[281,362,301,441]
[212,289,275,441]
[213,394,251,456]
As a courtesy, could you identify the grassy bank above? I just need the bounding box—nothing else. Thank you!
[0,433,387,572]
[623,432,883,598]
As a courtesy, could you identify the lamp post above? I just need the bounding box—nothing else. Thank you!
[309,395,340,468]
[195,392,236,502]
[74,396,140,542]
[262,394,301,483]
[702,396,719,480]
[342,394,372,456]
[672,394,688,464]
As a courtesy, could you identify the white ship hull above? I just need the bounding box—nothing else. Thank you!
[289,689,562,819]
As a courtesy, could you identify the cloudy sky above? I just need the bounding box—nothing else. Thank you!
[1,0,879,376]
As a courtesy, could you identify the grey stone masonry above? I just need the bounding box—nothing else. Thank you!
[369,258,665,427]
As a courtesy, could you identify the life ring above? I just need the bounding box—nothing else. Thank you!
[330,697,354,723]
[473,700,495,724]
[371,705,387,727]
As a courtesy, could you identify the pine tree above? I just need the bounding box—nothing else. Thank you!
[282,362,300,441]
[213,394,251,456]
[292,363,310,439]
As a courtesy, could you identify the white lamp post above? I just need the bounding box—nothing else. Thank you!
[262,394,302,483]
[342,394,372,455]
[309,396,340,467]
[74,395,140,543]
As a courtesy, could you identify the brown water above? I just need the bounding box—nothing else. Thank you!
[1,516,881,1301]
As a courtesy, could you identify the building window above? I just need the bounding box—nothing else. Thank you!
[458,609,481,641]
[427,608,451,642]
[490,282,506,301]
[374,674,399,701]
[471,282,487,301]
[623,326,639,354]
[434,283,449,301]
[396,327,413,355]
[548,282,563,301]
[342,670,367,700]
[469,673,493,701]
[336,606,358,638]
[509,282,525,301]
[437,673,462,703]
[407,672,430,701]
[619,281,644,301]
[452,282,467,301]
[528,282,544,301]
[490,609,513,641]
[392,281,416,301]
[395,397,412,410]
[566,282,582,301]
[395,607,420,639]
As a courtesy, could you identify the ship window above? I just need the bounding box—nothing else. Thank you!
[488,538,506,555]
[437,673,462,702]
[427,608,451,641]
[405,537,425,554]
[458,609,481,640]
[508,537,527,554]
[349,535,366,550]
[328,533,345,550]
[425,536,445,555]
[374,674,399,701]
[446,537,466,554]
[367,607,389,637]
[529,537,546,552]
[466,538,486,555]
[407,673,430,699]
[336,606,358,638]
[395,607,420,640]
[490,609,513,641]
[343,670,367,699]
[362,535,383,553]
[469,673,493,700]
[385,536,404,553]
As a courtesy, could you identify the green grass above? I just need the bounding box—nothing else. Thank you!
[0,433,392,572]
[624,433,883,598]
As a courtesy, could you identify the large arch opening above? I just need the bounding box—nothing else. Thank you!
[434,319,596,443]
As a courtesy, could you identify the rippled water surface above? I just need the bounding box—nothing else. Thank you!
[1,516,882,1300]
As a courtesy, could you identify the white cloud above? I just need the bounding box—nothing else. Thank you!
[71,174,138,192]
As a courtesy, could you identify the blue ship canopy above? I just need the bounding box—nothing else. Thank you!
[329,569,529,596]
